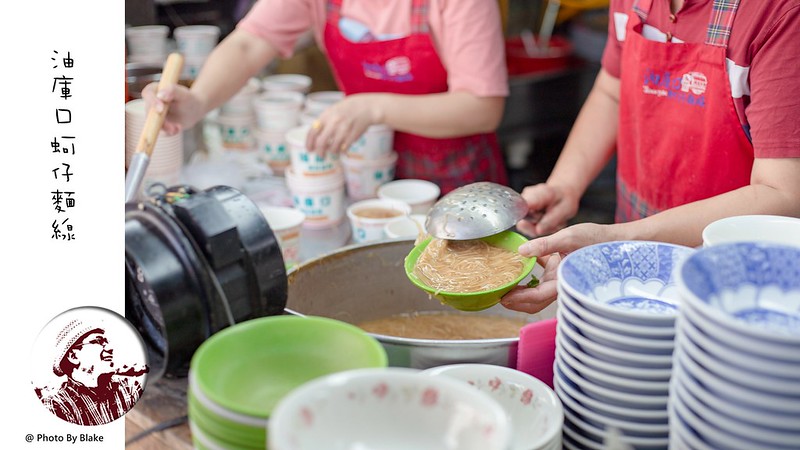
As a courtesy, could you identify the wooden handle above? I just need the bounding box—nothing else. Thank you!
[134,53,185,157]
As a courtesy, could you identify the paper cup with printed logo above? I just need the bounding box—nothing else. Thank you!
[181,55,208,80]
[287,125,340,176]
[304,91,345,116]
[377,179,441,215]
[221,78,261,116]
[346,198,411,243]
[252,91,305,131]
[174,25,220,57]
[262,74,312,94]
[254,127,291,175]
[259,206,305,268]
[217,113,256,150]
[126,25,169,57]
[285,167,346,229]
[340,152,398,201]
[346,125,394,160]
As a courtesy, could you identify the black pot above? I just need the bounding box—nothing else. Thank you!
[125,185,287,379]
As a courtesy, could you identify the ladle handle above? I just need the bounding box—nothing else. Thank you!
[134,53,184,158]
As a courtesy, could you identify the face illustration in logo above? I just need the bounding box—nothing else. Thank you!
[33,307,149,426]
[681,72,708,95]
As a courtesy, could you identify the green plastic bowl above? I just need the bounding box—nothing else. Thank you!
[190,315,388,418]
[405,230,536,312]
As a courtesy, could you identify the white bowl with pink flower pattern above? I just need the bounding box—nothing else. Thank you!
[423,364,564,450]
[268,367,511,450]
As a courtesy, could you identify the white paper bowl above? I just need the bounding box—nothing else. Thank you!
[268,367,511,450]
[383,214,427,239]
[702,214,800,248]
[378,179,441,215]
[422,363,563,450]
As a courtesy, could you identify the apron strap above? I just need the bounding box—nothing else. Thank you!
[705,0,741,48]
[326,0,431,34]
[631,0,654,22]
[411,0,432,34]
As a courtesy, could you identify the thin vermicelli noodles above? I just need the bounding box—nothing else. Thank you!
[414,238,525,293]
[357,311,526,340]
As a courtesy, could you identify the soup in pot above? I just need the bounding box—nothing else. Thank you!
[357,311,527,340]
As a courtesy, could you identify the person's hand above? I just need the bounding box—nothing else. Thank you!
[141,82,206,136]
[500,222,615,313]
[516,183,581,237]
[305,93,381,155]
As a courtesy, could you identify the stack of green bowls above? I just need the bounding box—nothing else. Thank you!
[188,315,389,449]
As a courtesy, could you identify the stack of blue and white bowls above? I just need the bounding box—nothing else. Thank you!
[553,240,694,450]
[671,241,800,450]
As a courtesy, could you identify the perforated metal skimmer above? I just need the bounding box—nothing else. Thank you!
[425,182,529,240]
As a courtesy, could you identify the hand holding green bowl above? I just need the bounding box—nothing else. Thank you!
[404,230,536,312]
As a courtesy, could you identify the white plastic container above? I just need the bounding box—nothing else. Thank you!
[181,55,208,80]
[377,179,441,214]
[340,152,398,201]
[346,124,394,160]
[174,25,220,57]
[217,113,256,150]
[383,214,427,240]
[125,25,169,57]
[304,91,345,115]
[221,78,261,116]
[287,125,340,176]
[259,206,306,267]
[285,167,346,229]
[252,91,305,131]
[261,74,312,94]
[254,127,291,175]
[346,198,411,243]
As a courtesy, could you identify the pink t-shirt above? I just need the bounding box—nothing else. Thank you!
[237,0,508,97]
[602,0,800,158]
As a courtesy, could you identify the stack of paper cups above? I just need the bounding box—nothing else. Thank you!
[301,90,345,124]
[174,25,220,80]
[218,77,260,151]
[284,125,345,228]
[125,99,183,194]
[261,74,312,94]
[126,25,169,66]
[252,91,304,174]
[340,124,397,200]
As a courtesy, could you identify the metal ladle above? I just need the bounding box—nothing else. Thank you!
[425,182,529,240]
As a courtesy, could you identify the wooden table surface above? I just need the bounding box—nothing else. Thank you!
[125,376,193,450]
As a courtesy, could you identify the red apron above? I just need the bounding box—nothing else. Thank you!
[323,0,508,194]
[615,0,753,222]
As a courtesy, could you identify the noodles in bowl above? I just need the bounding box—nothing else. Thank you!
[405,230,536,311]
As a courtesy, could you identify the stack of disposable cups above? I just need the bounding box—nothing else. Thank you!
[217,77,261,152]
[252,89,305,175]
[340,125,397,200]
[284,125,346,229]
[126,25,170,66]
[300,90,345,125]
[174,25,220,80]
[125,99,183,194]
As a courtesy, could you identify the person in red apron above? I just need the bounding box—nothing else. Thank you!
[145,0,509,195]
[501,0,800,314]
[306,0,508,194]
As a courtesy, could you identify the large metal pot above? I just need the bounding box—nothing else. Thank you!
[286,239,554,369]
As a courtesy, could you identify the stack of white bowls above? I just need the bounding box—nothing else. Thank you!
[125,99,183,195]
[174,25,220,80]
[252,76,310,175]
[671,241,800,450]
[126,25,169,66]
[554,240,694,450]
[423,364,564,450]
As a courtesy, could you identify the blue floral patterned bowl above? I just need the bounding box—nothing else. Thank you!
[557,241,695,323]
[676,241,800,343]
